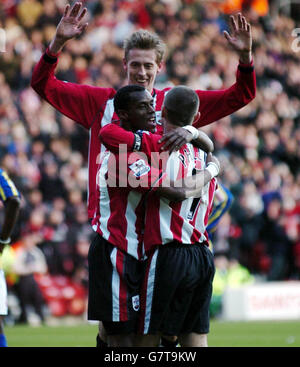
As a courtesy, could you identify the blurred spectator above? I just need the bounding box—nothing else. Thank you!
[38,159,67,202]
[260,197,294,280]
[210,254,255,317]
[72,236,90,289]
[12,232,47,325]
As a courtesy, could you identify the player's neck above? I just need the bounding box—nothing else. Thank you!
[163,121,180,134]
[120,121,135,133]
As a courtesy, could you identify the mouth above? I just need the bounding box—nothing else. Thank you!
[148,116,156,130]
[149,115,156,123]
[136,79,148,86]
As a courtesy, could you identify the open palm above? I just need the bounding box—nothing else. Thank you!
[56,2,88,41]
[223,13,252,53]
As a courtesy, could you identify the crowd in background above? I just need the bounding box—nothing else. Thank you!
[0,0,299,321]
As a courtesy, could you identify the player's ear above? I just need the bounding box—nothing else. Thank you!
[192,111,201,124]
[156,62,163,74]
[123,58,128,72]
[118,109,128,121]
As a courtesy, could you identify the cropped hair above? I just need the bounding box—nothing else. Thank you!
[123,29,165,65]
[164,86,200,126]
[113,85,146,113]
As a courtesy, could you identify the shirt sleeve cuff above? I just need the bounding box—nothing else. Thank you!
[43,47,60,63]
[238,59,254,73]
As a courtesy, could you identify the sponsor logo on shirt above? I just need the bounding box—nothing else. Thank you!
[132,295,140,311]
[129,159,150,178]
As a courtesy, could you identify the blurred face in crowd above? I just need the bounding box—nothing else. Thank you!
[123,49,162,93]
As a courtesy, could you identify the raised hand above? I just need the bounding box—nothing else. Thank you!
[49,2,88,54]
[223,13,252,64]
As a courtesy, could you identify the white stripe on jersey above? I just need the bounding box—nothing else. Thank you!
[90,98,115,221]
[180,145,197,243]
[194,183,210,236]
[101,98,115,127]
[165,150,180,180]
[125,191,143,259]
[143,249,159,334]
[94,152,111,239]
[180,197,195,243]
[157,199,173,242]
[99,98,115,158]
[110,247,120,322]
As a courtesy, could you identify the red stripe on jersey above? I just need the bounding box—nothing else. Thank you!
[115,250,128,321]
[153,88,171,135]
[141,187,162,247]
[170,202,183,243]
[106,188,129,253]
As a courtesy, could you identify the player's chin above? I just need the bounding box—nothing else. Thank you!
[148,124,156,133]
[136,81,151,91]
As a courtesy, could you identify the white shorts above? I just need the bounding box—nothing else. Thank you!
[0,270,8,315]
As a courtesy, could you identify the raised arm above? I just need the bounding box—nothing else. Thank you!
[30,2,115,129]
[195,13,255,128]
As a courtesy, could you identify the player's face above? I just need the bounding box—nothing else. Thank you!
[124,49,162,93]
[127,90,156,133]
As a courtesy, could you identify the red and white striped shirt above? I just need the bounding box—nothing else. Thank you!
[144,145,217,254]
[92,142,165,260]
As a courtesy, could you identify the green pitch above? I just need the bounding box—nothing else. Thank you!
[4,320,300,347]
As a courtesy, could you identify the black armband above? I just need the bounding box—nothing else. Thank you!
[43,52,58,64]
[238,64,254,73]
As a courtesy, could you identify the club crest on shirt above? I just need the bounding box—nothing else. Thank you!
[132,295,140,311]
[194,156,203,170]
[129,159,150,178]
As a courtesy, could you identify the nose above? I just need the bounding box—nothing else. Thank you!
[137,65,146,76]
[148,103,155,113]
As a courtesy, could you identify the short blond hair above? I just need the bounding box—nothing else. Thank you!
[123,29,165,65]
